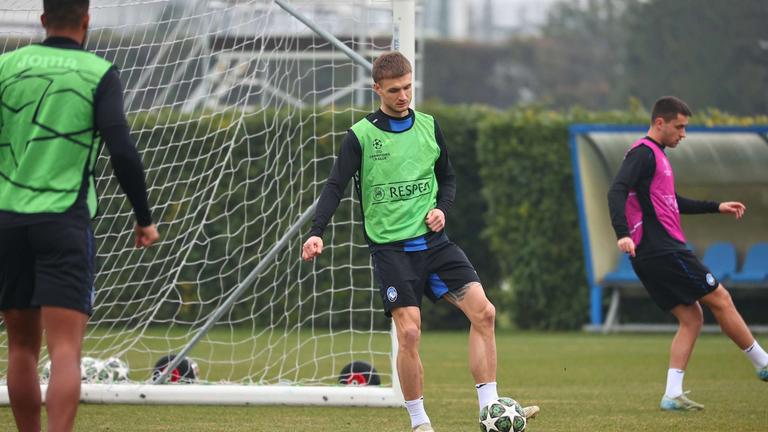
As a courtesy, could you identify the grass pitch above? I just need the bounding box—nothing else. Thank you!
[1,331,766,431]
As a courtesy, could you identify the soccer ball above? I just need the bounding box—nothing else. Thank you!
[479,397,526,432]
[81,357,101,383]
[40,360,52,383]
[97,357,130,383]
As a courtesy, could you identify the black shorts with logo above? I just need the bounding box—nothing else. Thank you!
[631,250,719,311]
[0,222,96,315]
[372,241,481,317]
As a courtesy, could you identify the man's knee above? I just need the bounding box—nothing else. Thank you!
[398,325,421,352]
[8,336,41,354]
[686,308,704,330]
[674,303,703,330]
[472,301,496,331]
[701,285,736,315]
[47,342,82,363]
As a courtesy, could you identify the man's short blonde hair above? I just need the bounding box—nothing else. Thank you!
[372,52,412,83]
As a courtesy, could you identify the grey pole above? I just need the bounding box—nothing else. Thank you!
[152,202,316,383]
[274,0,372,73]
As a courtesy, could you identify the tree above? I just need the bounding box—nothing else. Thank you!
[536,0,638,109]
[624,0,768,115]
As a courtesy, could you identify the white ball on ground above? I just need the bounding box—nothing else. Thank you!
[80,357,101,383]
[479,397,527,432]
[100,357,130,383]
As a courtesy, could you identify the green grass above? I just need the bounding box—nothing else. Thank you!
[2,331,767,431]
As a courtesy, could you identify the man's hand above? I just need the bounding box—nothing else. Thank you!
[425,208,445,232]
[617,236,636,258]
[719,201,746,219]
[302,236,324,261]
[135,223,160,248]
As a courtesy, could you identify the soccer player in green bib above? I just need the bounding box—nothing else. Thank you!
[0,1,159,430]
[302,52,538,431]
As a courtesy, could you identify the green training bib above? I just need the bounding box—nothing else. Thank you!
[352,111,440,244]
[0,44,113,216]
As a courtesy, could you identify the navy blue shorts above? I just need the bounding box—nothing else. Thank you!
[0,222,95,315]
[631,250,719,311]
[372,242,480,317]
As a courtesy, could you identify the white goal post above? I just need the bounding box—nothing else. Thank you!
[0,0,417,406]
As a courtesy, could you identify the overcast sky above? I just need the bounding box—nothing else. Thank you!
[469,0,561,27]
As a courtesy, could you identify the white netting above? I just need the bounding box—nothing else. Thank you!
[0,0,398,391]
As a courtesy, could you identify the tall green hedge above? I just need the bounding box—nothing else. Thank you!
[477,110,586,329]
[111,105,766,331]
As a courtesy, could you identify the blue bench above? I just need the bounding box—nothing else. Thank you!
[730,242,768,286]
[701,242,738,282]
[602,253,639,285]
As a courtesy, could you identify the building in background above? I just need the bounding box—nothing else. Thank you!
[422,0,560,41]
[1,0,559,41]
[0,0,393,38]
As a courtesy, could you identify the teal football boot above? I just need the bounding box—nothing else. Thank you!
[660,391,704,411]
[758,364,768,381]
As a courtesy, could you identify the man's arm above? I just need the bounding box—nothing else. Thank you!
[676,194,719,214]
[677,195,745,219]
[607,145,654,239]
[302,131,361,261]
[308,131,362,238]
[95,67,158,247]
[94,67,153,227]
[433,121,456,216]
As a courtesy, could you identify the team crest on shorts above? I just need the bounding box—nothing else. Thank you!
[706,273,716,286]
[386,286,398,302]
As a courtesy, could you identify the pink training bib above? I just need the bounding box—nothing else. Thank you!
[624,138,686,246]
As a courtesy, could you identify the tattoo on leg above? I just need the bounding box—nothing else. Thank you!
[445,282,479,303]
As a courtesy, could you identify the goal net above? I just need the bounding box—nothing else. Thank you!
[0,0,407,406]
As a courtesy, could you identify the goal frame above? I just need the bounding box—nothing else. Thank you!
[0,0,416,407]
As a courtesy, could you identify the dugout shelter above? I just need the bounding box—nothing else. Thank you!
[569,125,768,332]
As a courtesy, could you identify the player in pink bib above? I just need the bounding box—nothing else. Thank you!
[608,96,768,411]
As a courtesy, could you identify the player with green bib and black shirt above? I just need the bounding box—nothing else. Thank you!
[0,1,159,431]
[301,52,539,432]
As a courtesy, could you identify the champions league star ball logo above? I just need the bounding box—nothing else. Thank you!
[369,139,391,161]
[373,139,383,152]
[386,286,398,302]
[706,273,716,286]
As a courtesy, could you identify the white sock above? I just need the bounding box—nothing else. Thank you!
[744,340,768,370]
[405,397,430,428]
[665,369,684,398]
[476,381,499,409]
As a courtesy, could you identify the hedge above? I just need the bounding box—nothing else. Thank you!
[102,104,766,330]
